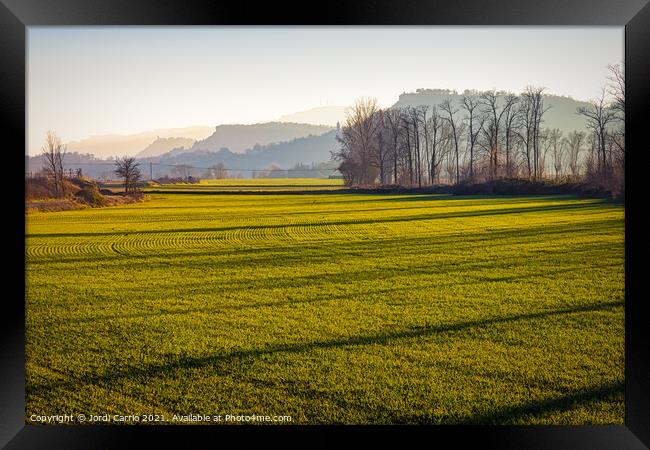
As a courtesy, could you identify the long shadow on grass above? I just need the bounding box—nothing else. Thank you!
[203,196,594,219]
[60,287,405,323]
[115,240,622,297]
[453,381,624,425]
[309,194,588,206]
[37,238,622,320]
[258,380,624,424]
[27,201,611,240]
[52,256,621,325]
[29,299,623,397]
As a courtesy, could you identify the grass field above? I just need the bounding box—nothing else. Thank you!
[196,178,345,186]
[25,181,625,424]
[144,178,346,192]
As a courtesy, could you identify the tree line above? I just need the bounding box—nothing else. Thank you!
[334,64,625,194]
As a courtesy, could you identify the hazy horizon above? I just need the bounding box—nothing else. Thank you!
[28,26,623,155]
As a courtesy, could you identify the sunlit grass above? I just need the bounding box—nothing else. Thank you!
[196,177,344,186]
[25,190,624,424]
[144,177,346,192]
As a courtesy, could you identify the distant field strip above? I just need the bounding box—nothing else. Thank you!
[197,178,344,185]
[25,189,624,424]
[144,177,345,192]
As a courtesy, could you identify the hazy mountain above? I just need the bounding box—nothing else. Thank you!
[62,126,214,159]
[394,89,591,134]
[146,130,339,178]
[188,122,334,154]
[278,106,348,127]
[136,137,196,158]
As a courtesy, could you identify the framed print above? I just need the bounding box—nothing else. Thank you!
[2,0,649,447]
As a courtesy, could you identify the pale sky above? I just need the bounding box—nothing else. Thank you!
[27,26,623,154]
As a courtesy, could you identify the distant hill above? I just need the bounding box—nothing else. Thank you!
[394,89,591,134]
[278,106,348,127]
[187,122,334,155]
[145,130,339,178]
[136,137,196,158]
[61,126,214,159]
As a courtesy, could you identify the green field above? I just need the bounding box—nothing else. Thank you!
[196,177,345,186]
[25,183,625,424]
[144,178,346,192]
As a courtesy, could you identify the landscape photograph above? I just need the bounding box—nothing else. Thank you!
[25,26,625,425]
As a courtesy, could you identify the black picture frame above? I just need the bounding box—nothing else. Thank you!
[2,0,648,447]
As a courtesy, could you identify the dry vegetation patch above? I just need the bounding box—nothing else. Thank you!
[26,177,147,212]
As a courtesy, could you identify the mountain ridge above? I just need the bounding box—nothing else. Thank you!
[188,122,334,155]
[142,130,340,178]
[136,137,196,158]
[59,126,214,159]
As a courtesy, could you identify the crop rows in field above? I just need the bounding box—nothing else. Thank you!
[26,195,615,260]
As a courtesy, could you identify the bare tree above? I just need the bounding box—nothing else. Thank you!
[440,99,463,184]
[516,95,534,178]
[519,87,549,179]
[584,132,599,179]
[406,107,421,186]
[426,106,445,185]
[384,107,405,184]
[335,97,382,186]
[479,91,518,180]
[114,157,142,195]
[371,110,393,185]
[399,108,415,186]
[606,63,625,188]
[205,162,228,179]
[501,94,520,178]
[565,131,585,178]
[41,130,67,197]
[479,91,500,181]
[577,88,619,179]
[461,96,484,182]
[413,105,430,187]
[444,145,456,185]
[607,63,625,120]
[537,129,553,179]
[548,128,564,179]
